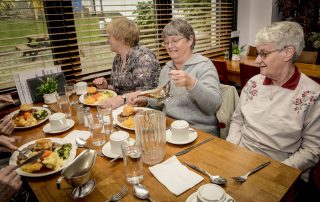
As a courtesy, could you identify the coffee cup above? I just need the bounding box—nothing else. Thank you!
[196,184,233,202]
[110,131,129,155]
[171,120,189,141]
[49,112,67,131]
[74,82,87,95]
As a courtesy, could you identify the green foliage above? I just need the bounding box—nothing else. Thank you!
[231,42,246,55]
[133,1,155,26]
[0,0,15,14]
[307,32,320,49]
[37,75,58,95]
[177,0,211,25]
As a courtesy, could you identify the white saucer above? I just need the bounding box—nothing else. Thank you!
[43,119,75,134]
[186,192,234,202]
[102,142,122,158]
[166,129,197,145]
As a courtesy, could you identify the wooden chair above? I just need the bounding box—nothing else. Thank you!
[212,60,229,84]
[247,45,257,57]
[239,63,260,89]
[296,51,318,64]
[309,76,320,84]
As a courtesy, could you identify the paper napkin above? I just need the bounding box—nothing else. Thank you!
[149,156,203,196]
[62,130,91,146]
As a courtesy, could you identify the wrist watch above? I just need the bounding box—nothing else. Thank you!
[121,94,126,104]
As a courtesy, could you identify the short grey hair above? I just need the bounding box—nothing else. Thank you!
[162,18,196,49]
[255,21,305,62]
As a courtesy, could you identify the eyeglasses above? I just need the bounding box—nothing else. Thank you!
[256,49,282,59]
[162,37,186,47]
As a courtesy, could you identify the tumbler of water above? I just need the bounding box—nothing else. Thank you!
[87,110,106,147]
[64,84,78,105]
[121,139,143,184]
[135,110,166,165]
[224,50,229,60]
[97,104,113,135]
[56,92,72,118]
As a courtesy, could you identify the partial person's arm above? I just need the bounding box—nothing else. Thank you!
[0,135,17,152]
[0,115,14,136]
[226,91,245,145]
[282,99,320,172]
[93,77,109,89]
[0,165,23,202]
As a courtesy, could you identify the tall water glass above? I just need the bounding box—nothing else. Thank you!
[135,110,166,165]
[97,104,113,135]
[87,112,106,146]
[121,139,143,184]
[56,92,72,118]
[64,84,77,105]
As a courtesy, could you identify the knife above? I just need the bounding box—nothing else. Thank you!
[174,137,214,156]
[14,150,45,169]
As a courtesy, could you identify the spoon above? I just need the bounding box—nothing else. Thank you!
[133,183,156,202]
[184,162,227,185]
[75,137,104,157]
[42,104,57,113]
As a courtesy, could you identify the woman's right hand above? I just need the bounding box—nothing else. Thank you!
[93,77,108,89]
[0,115,14,136]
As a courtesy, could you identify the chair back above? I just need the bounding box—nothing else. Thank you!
[216,84,239,139]
[296,51,318,64]
[247,45,257,57]
[239,63,260,89]
[309,76,320,84]
[213,60,229,84]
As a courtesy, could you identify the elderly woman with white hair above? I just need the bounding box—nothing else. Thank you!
[130,18,222,135]
[227,21,320,188]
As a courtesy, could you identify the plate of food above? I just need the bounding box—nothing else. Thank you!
[9,138,76,177]
[10,104,51,129]
[79,87,117,106]
[113,105,151,130]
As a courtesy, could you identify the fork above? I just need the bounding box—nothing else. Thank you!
[232,161,271,182]
[105,186,128,202]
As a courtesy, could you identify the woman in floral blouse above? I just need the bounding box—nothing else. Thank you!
[93,17,160,108]
[227,21,320,189]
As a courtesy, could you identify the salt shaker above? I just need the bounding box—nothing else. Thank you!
[76,104,84,124]
[83,107,93,128]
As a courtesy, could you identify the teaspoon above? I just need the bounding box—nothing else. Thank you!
[133,183,156,202]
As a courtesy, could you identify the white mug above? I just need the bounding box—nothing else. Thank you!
[74,82,87,95]
[49,112,67,131]
[196,184,233,202]
[110,131,129,155]
[171,120,189,141]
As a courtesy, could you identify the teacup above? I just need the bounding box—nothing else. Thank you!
[49,112,67,131]
[196,184,233,202]
[171,120,189,141]
[109,131,129,155]
[74,82,87,95]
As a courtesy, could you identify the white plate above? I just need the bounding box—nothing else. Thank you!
[112,105,151,130]
[166,129,197,145]
[79,89,117,106]
[186,191,234,202]
[9,137,77,177]
[101,142,121,158]
[10,107,51,129]
[43,119,75,134]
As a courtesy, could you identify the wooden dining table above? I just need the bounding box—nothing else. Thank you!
[11,104,301,202]
[213,55,320,85]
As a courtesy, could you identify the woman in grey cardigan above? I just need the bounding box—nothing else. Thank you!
[130,18,222,135]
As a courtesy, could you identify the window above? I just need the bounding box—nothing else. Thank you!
[0,0,234,91]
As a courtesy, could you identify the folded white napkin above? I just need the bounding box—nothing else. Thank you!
[149,156,203,196]
[62,130,91,146]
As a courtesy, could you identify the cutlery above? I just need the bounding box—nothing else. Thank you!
[110,154,122,163]
[75,137,104,157]
[184,162,227,185]
[14,150,45,169]
[42,104,57,113]
[174,137,214,156]
[133,183,156,202]
[232,161,271,182]
[105,186,128,202]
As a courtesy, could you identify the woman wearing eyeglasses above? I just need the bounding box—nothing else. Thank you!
[130,18,222,135]
[93,17,160,108]
[227,21,320,196]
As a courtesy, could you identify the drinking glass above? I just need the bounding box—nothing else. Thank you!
[56,92,72,118]
[87,112,106,146]
[97,104,113,135]
[121,139,143,184]
[64,84,78,105]
[135,110,166,165]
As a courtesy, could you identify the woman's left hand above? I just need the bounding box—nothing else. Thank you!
[169,70,196,90]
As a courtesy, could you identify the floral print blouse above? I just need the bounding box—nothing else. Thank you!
[110,45,160,94]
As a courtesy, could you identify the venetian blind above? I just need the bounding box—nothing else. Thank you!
[0,0,234,91]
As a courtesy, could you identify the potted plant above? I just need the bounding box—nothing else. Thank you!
[37,74,58,104]
[231,42,246,61]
